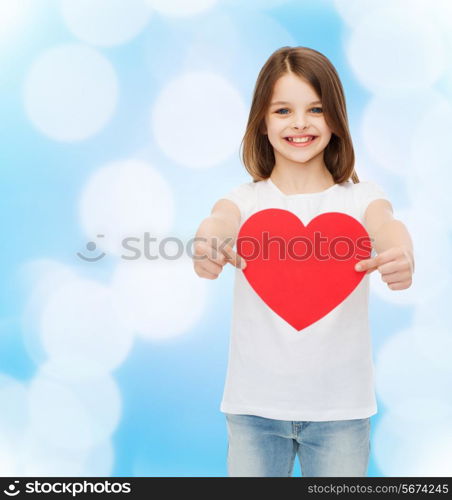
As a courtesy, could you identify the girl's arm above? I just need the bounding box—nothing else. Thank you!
[193,199,246,279]
[354,199,415,291]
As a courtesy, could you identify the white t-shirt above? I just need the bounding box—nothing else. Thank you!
[219,177,391,421]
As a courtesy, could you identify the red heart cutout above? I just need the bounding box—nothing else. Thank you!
[236,209,372,331]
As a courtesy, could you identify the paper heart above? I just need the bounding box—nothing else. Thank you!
[236,209,372,331]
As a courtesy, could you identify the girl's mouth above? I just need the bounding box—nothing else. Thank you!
[284,136,318,147]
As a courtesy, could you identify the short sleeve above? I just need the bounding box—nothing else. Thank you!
[220,182,257,223]
[355,180,392,222]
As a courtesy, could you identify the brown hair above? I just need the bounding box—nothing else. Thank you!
[239,46,359,184]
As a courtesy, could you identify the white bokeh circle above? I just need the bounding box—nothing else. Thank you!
[40,277,135,377]
[224,0,291,8]
[345,5,445,92]
[13,429,114,476]
[111,256,208,340]
[369,207,451,306]
[0,375,29,448]
[361,89,447,177]
[408,98,452,226]
[334,0,427,27]
[145,0,218,17]
[79,159,175,256]
[388,396,452,423]
[412,290,451,332]
[151,71,248,168]
[413,0,452,36]
[15,428,90,476]
[28,371,121,452]
[19,259,79,366]
[24,43,118,141]
[412,325,452,375]
[60,0,153,47]
[375,328,452,409]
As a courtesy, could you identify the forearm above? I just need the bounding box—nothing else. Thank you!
[372,219,415,272]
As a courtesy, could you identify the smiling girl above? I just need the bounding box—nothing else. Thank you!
[193,46,414,477]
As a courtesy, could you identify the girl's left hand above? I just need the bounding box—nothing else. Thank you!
[354,246,414,291]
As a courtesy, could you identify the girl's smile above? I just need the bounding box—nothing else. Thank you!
[284,135,318,147]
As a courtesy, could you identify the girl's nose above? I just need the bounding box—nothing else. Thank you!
[292,121,308,130]
[292,116,309,129]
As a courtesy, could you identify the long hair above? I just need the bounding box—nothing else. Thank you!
[240,46,359,184]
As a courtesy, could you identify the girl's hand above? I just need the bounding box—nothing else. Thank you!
[193,238,246,280]
[354,246,414,291]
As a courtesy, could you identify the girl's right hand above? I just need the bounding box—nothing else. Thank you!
[193,239,247,280]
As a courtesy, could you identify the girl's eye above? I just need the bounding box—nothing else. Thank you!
[275,107,323,114]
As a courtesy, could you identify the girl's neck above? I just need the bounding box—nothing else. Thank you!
[269,164,335,195]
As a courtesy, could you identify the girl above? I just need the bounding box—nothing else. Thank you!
[192,46,414,477]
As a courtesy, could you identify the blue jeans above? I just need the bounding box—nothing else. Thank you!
[225,413,371,477]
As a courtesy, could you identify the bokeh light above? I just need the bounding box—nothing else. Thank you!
[60,0,153,47]
[28,370,121,451]
[145,0,218,17]
[111,256,208,340]
[345,4,445,92]
[151,71,248,168]
[79,159,175,256]
[40,278,135,378]
[23,44,118,141]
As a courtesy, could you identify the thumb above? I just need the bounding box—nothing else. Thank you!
[222,244,247,270]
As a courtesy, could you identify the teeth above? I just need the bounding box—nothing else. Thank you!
[287,136,314,143]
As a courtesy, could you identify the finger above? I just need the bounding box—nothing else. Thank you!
[355,257,377,272]
[201,259,224,276]
[221,244,247,269]
[378,258,412,275]
[387,279,412,290]
[197,268,219,280]
[193,241,227,266]
[377,261,399,274]
[365,265,379,275]
[381,270,411,283]
[207,249,228,267]
[356,247,398,272]
[194,260,220,279]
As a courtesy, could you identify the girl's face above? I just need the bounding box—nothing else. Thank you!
[263,73,332,167]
